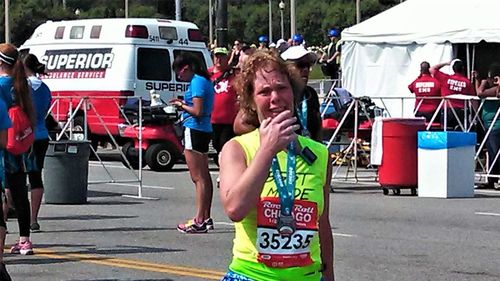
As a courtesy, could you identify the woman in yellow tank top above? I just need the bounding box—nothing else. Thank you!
[219,51,334,281]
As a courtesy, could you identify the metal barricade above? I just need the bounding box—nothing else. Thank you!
[316,92,496,186]
[49,95,149,199]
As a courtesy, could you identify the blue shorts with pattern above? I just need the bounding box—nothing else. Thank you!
[220,270,329,281]
[220,270,254,281]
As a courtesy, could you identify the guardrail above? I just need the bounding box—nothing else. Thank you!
[319,91,499,186]
[49,84,500,190]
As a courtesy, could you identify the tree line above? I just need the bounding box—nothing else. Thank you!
[0,0,400,47]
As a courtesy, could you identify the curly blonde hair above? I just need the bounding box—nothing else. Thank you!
[233,50,304,126]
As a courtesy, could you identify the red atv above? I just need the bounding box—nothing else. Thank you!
[119,98,183,172]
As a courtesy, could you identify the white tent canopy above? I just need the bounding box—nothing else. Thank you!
[341,0,500,117]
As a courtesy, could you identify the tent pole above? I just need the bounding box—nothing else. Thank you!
[471,44,476,79]
[466,43,471,78]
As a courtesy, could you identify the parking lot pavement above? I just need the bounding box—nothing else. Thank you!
[3,159,500,281]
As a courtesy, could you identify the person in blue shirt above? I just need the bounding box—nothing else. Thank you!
[171,52,215,233]
[23,54,52,232]
[0,78,12,108]
[0,98,12,280]
[0,43,36,257]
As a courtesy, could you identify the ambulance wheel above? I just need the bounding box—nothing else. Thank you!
[411,188,418,196]
[145,142,178,172]
[392,188,401,195]
[121,142,146,169]
[382,188,389,195]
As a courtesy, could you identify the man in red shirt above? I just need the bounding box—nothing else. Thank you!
[431,59,475,130]
[408,61,441,122]
[209,47,238,165]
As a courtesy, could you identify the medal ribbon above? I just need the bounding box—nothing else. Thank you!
[298,97,310,137]
[271,141,297,216]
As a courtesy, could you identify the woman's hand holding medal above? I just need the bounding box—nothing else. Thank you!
[259,110,300,154]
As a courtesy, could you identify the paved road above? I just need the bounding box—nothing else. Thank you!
[4,156,500,281]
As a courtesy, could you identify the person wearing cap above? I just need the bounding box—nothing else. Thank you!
[319,28,341,80]
[430,59,475,130]
[233,46,322,142]
[281,45,322,141]
[292,34,304,46]
[209,47,238,166]
[258,35,269,50]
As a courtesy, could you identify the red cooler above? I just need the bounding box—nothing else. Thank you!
[378,118,426,195]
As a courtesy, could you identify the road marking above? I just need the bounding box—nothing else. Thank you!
[333,232,355,237]
[475,212,500,217]
[215,222,355,237]
[475,189,500,194]
[331,180,379,186]
[214,222,234,226]
[30,248,225,280]
[107,182,175,190]
[89,163,127,169]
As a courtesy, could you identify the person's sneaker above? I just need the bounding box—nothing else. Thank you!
[30,222,40,232]
[19,240,34,255]
[177,219,208,234]
[205,218,214,230]
[10,241,21,254]
[11,240,34,255]
[0,262,12,281]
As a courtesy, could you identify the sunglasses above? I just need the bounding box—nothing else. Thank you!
[296,61,312,69]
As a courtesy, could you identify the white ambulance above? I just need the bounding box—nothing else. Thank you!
[20,18,213,142]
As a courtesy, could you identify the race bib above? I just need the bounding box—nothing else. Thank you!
[256,197,318,268]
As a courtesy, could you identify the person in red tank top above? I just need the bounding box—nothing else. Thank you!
[431,59,475,130]
[408,61,441,122]
[209,47,238,165]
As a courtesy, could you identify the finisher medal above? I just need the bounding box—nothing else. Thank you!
[277,213,296,236]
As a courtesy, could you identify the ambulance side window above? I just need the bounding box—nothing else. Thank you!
[55,26,65,39]
[137,48,171,81]
[70,26,85,39]
[90,26,102,39]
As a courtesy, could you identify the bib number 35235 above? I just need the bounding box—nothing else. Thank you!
[259,230,314,250]
[257,228,315,268]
